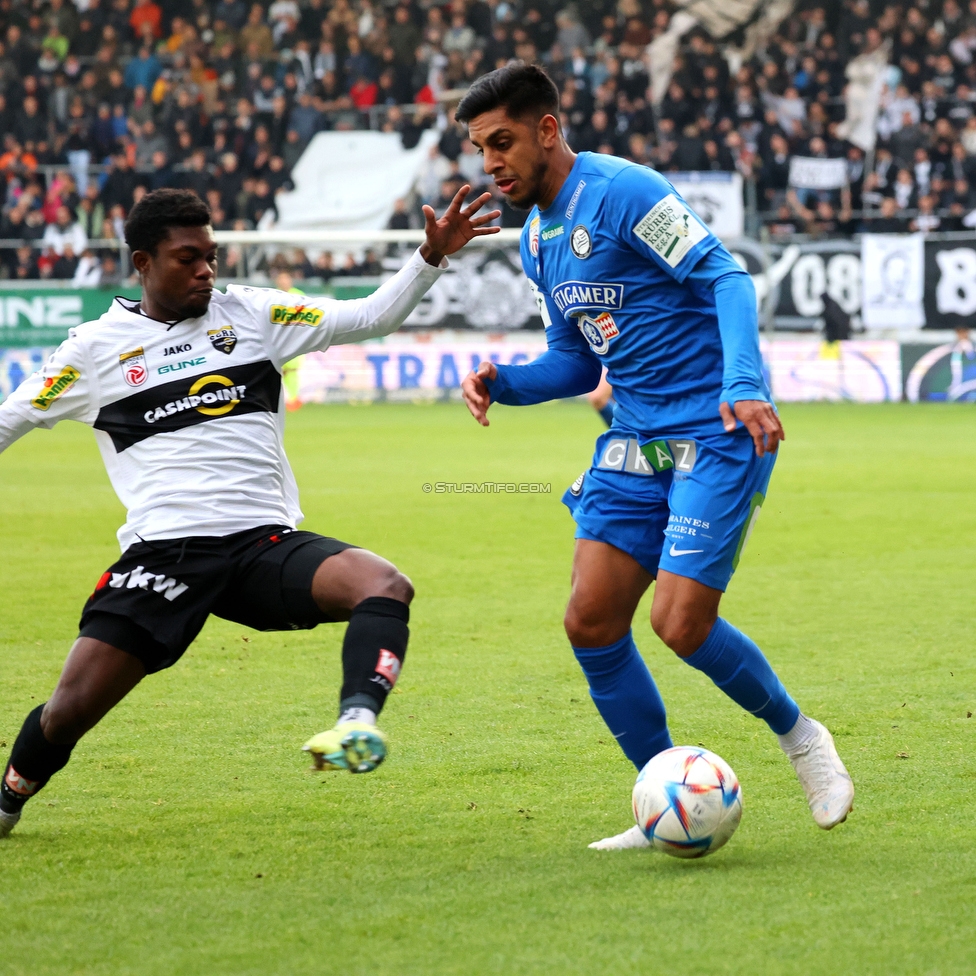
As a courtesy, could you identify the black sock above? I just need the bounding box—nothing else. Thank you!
[339,597,410,717]
[1,705,75,814]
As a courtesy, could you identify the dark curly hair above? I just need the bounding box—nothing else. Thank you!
[455,62,560,126]
[124,188,212,255]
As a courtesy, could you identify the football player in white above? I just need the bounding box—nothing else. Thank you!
[0,186,499,837]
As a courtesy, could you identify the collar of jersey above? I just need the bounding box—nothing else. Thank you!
[113,295,203,331]
[538,153,587,221]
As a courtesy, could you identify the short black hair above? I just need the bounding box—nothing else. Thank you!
[124,188,211,255]
[455,62,559,126]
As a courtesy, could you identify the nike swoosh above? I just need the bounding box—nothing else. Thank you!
[669,543,704,557]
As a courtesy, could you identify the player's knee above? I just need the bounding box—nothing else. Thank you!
[651,607,708,658]
[366,566,414,605]
[40,697,88,745]
[564,600,623,648]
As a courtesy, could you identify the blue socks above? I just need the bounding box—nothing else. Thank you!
[684,618,799,735]
[573,632,673,770]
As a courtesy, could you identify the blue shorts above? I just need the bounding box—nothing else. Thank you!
[562,427,776,591]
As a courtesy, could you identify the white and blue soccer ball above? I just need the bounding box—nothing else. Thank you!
[632,746,743,858]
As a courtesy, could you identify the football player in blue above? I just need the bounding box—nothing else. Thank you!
[457,64,854,849]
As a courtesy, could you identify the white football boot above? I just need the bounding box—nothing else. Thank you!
[0,807,21,838]
[588,824,652,850]
[785,719,854,829]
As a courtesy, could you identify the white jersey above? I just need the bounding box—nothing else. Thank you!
[0,249,445,550]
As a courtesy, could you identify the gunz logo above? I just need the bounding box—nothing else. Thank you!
[95,566,189,601]
[270,304,324,327]
[30,365,80,411]
[158,356,206,375]
[208,328,238,354]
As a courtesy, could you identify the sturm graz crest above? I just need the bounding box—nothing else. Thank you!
[570,225,592,259]
[208,328,238,354]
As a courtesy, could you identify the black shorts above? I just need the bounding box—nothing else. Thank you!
[79,525,356,673]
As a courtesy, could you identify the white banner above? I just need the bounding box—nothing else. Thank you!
[668,172,744,238]
[273,130,441,232]
[788,157,848,190]
[761,339,902,402]
[297,334,549,400]
[836,46,889,152]
[861,234,925,329]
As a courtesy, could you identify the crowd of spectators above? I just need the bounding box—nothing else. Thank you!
[4,0,976,282]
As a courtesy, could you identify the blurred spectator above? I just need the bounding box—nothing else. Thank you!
[42,205,88,256]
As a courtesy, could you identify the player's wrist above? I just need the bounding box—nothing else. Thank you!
[419,242,445,267]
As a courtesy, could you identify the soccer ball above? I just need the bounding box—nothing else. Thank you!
[632,746,743,859]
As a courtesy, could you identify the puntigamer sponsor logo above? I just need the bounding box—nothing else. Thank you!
[551,280,625,315]
[541,224,564,241]
[30,365,80,410]
[158,356,206,375]
[143,374,246,423]
[270,304,324,327]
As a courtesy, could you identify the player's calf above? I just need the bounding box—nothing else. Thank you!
[303,596,410,773]
[0,705,76,837]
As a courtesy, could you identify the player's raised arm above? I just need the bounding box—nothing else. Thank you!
[256,186,500,367]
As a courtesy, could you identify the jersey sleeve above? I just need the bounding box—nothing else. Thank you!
[0,334,96,454]
[607,166,720,283]
[238,248,446,369]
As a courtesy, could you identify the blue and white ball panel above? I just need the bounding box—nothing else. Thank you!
[632,746,743,859]
[562,427,776,591]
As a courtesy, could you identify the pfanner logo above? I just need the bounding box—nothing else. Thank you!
[30,365,80,410]
[270,304,324,327]
[551,281,625,316]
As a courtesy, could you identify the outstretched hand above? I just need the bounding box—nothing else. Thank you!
[462,361,498,426]
[420,184,501,266]
[719,400,785,457]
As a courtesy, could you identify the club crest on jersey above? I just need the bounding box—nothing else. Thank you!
[528,215,540,257]
[270,304,324,327]
[570,224,592,259]
[119,347,148,387]
[575,311,619,355]
[208,328,238,354]
[30,365,80,410]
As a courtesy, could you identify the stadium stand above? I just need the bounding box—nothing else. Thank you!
[1,0,976,284]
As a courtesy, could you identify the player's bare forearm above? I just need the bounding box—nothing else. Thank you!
[719,400,784,457]
[462,361,496,426]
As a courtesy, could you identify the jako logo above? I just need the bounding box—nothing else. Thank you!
[143,374,246,423]
[164,344,192,356]
[270,304,324,327]
[96,566,189,601]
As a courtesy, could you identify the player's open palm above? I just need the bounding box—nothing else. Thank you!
[720,400,785,456]
[422,184,501,258]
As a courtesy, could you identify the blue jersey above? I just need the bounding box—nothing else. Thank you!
[492,152,769,437]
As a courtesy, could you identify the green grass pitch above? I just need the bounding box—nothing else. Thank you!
[1,400,975,975]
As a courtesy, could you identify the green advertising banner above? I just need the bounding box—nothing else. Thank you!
[0,287,141,347]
